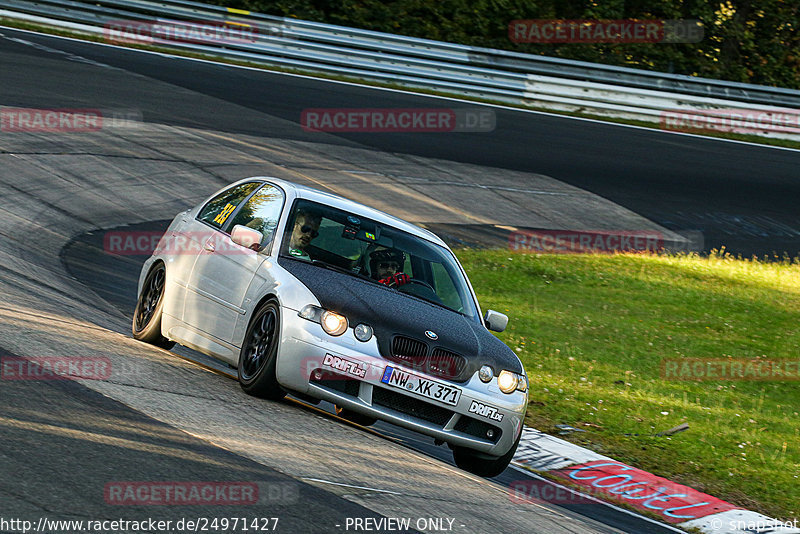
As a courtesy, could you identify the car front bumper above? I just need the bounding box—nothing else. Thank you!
[275,306,526,457]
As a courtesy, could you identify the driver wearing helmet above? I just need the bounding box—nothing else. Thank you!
[369,247,410,288]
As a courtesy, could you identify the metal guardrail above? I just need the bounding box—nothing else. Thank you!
[1,0,799,139]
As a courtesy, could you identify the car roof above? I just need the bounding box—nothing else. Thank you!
[250,176,449,248]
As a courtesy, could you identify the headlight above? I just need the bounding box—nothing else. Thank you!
[479,365,494,383]
[497,370,519,393]
[354,323,373,342]
[298,305,323,322]
[321,310,348,336]
[498,370,527,394]
[299,305,349,337]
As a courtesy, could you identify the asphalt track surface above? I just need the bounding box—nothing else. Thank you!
[0,25,793,534]
[3,28,800,256]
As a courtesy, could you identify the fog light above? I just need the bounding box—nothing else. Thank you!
[479,365,493,383]
[497,370,519,394]
[312,369,322,381]
[321,311,348,336]
[486,429,495,439]
[354,323,373,342]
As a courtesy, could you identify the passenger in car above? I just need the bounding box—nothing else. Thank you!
[288,208,322,259]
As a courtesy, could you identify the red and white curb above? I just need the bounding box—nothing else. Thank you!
[510,427,799,533]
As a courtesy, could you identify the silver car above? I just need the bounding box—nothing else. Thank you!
[133,177,528,477]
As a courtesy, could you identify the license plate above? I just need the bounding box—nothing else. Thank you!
[380,366,461,406]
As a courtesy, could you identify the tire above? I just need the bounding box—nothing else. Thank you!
[132,263,175,349]
[238,299,285,400]
[335,405,377,427]
[453,429,522,478]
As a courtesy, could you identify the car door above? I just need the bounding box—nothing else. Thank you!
[184,183,285,344]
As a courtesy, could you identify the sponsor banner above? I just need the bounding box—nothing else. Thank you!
[680,510,800,534]
[508,229,664,254]
[300,108,495,133]
[104,19,259,45]
[1,356,111,381]
[662,358,800,381]
[509,19,703,44]
[103,231,262,256]
[552,460,738,523]
[104,482,259,505]
[661,108,800,136]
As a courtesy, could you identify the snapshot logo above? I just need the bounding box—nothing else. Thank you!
[1,356,111,381]
[0,107,142,132]
[509,229,664,254]
[661,108,800,136]
[300,108,495,133]
[662,358,800,381]
[509,19,703,44]
[104,19,259,45]
[103,231,260,256]
[104,482,259,505]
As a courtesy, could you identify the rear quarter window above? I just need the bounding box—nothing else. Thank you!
[197,182,261,229]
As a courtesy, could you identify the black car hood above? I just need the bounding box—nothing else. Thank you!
[279,257,522,381]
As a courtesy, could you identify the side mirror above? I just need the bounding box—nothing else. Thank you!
[231,225,263,252]
[484,310,508,332]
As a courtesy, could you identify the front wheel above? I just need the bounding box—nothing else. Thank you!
[453,430,521,478]
[238,299,285,400]
[132,263,175,349]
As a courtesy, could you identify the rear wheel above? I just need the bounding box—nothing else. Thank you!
[238,299,285,400]
[132,263,175,349]
[453,430,521,478]
[335,405,377,426]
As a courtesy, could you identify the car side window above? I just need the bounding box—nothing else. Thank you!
[197,182,261,229]
[225,184,285,250]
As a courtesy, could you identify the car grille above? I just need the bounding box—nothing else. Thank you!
[390,336,427,366]
[388,336,468,381]
[426,348,467,380]
[454,416,502,443]
[372,387,453,426]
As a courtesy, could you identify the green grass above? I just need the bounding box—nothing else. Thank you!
[457,249,800,520]
[2,17,800,152]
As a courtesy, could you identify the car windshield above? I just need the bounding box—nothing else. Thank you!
[280,199,480,320]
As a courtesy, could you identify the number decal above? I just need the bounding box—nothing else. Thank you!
[214,203,237,225]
